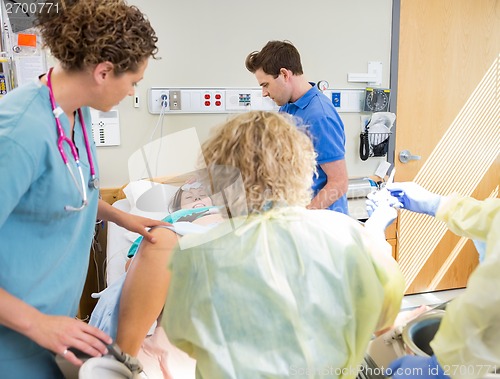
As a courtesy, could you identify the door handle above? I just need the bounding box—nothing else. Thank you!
[399,150,421,164]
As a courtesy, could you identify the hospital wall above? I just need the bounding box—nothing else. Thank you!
[96,0,394,188]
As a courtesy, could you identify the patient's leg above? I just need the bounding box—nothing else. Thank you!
[116,227,177,356]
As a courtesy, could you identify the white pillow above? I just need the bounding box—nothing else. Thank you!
[122,180,178,218]
[121,180,179,245]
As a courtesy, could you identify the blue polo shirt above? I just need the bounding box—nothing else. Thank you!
[280,84,348,214]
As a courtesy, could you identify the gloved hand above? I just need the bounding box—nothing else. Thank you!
[364,202,398,237]
[387,355,450,379]
[366,188,402,217]
[386,182,442,216]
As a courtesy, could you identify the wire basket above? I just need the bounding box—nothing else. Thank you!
[359,131,391,160]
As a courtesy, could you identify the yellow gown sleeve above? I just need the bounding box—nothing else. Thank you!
[431,196,500,378]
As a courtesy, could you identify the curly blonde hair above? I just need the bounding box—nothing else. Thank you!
[35,0,158,73]
[201,111,317,214]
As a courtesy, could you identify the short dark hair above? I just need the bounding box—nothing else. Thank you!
[245,40,303,77]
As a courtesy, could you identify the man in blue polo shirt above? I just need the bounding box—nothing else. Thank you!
[245,40,348,214]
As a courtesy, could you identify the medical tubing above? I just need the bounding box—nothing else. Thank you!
[76,162,87,203]
[64,162,83,195]
[57,134,79,164]
[48,68,96,177]
[78,108,97,179]
[155,104,165,177]
[46,67,98,211]
[141,100,167,180]
[63,165,88,212]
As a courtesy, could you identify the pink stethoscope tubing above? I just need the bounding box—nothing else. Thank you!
[46,67,98,211]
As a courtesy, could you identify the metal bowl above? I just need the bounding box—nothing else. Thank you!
[401,308,500,378]
[402,309,445,356]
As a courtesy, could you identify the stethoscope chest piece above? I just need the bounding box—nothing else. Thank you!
[89,177,100,190]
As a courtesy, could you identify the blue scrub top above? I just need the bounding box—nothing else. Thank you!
[280,84,348,214]
[0,79,99,378]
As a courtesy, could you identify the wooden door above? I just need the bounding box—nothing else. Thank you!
[394,0,500,294]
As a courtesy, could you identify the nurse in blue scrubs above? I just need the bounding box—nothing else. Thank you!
[0,1,163,377]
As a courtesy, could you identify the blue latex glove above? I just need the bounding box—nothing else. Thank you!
[366,188,402,217]
[387,355,450,379]
[386,182,442,216]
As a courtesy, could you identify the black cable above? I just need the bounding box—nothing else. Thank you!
[359,130,370,161]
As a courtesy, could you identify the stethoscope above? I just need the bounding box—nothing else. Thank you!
[46,67,99,211]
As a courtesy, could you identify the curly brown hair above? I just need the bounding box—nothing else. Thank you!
[200,111,316,214]
[35,0,158,74]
